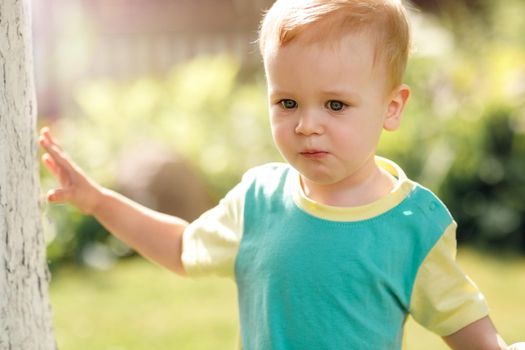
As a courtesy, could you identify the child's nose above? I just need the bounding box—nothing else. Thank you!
[295,110,323,136]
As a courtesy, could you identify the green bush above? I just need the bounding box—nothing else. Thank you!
[378,0,525,251]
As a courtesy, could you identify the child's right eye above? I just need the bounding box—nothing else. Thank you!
[279,99,298,109]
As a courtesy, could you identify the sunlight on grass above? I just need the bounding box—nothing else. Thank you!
[50,260,239,350]
[50,249,525,350]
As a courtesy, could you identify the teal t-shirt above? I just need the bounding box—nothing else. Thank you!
[235,164,452,350]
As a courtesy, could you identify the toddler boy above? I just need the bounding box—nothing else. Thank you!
[40,0,524,349]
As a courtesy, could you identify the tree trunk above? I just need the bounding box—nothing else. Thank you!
[0,0,56,349]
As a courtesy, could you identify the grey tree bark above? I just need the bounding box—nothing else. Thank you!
[0,0,56,349]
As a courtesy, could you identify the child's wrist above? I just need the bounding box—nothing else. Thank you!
[83,183,106,216]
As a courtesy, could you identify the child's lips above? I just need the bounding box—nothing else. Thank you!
[299,150,329,159]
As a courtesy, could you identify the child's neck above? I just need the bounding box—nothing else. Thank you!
[300,164,396,208]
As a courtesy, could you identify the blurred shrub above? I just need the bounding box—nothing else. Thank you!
[54,56,276,198]
[379,0,525,252]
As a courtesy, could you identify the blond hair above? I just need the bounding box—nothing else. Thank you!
[259,0,411,92]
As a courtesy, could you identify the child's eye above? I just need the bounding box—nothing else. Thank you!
[279,99,298,109]
[326,100,346,112]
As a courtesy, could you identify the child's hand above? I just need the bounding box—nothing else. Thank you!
[508,343,525,350]
[39,127,103,215]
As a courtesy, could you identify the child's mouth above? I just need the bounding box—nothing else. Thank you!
[299,150,329,159]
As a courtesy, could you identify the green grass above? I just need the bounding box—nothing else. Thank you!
[50,249,525,350]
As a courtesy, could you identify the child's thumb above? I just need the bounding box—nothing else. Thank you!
[47,189,68,203]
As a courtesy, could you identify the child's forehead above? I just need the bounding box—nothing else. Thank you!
[263,29,382,72]
[259,0,410,93]
[264,14,384,59]
[268,37,382,79]
[263,31,391,96]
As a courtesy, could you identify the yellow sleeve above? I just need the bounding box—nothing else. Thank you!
[410,222,490,336]
[181,172,251,278]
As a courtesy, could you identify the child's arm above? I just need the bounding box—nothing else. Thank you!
[442,316,507,349]
[443,316,525,350]
[39,127,188,275]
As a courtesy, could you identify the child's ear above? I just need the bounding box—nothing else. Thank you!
[383,84,410,131]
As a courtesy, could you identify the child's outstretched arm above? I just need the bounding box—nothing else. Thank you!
[39,127,188,275]
[443,316,525,350]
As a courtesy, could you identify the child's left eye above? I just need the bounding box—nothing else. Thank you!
[326,100,346,112]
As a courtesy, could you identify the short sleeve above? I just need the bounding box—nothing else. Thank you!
[181,169,255,278]
[410,221,490,336]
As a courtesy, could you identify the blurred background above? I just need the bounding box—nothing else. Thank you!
[34,0,525,349]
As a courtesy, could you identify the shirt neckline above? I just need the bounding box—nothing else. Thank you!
[290,156,415,222]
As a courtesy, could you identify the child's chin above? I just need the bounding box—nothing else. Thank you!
[298,170,339,186]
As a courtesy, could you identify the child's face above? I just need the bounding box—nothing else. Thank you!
[264,32,406,188]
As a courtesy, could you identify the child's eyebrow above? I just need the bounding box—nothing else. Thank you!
[320,89,361,102]
[268,89,294,98]
[267,88,362,103]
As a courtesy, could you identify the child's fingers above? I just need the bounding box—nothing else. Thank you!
[38,134,75,174]
[39,127,67,156]
[41,153,73,186]
[42,153,60,177]
[46,189,68,203]
[41,128,63,151]
[40,128,57,150]
[40,126,50,140]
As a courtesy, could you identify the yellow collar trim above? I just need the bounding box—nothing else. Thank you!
[291,157,415,222]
